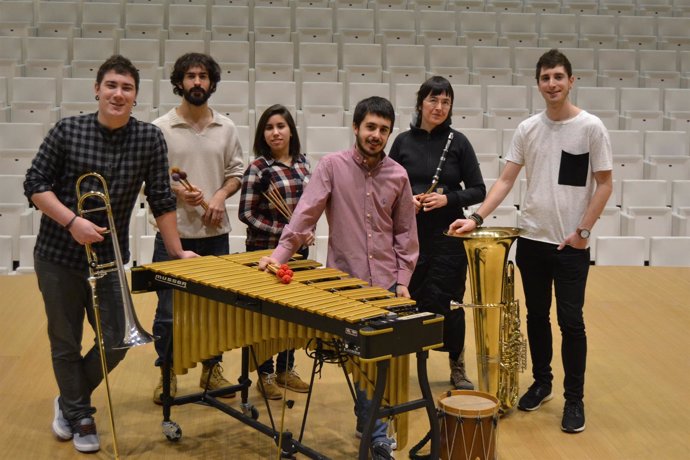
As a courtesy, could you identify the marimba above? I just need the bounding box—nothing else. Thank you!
[131,251,443,459]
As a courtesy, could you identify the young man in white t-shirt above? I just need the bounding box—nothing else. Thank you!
[449,49,613,433]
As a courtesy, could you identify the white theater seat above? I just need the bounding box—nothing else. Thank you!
[335,7,376,44]
[620,88,663,132]
[298,42,339,83]
[427,45,470,85]
[648,237,690,266]
[210,6,250,42]
[594,236,646,266]
[301,82,345,128]
[209,40,251,82]
[457,11,499,47]
[384,44,427,84]
[254,41,295,82]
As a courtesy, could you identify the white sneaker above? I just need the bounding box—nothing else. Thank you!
[72,418,100,453]
[52,396,72,441]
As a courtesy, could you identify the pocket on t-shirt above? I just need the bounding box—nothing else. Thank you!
[558,150,589,187]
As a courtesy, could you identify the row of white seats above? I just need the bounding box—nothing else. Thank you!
[5,38,690,96]
[2,2,688,44]
[4,73,690,128]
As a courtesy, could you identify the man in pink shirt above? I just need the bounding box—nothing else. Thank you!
[259,96,418,460]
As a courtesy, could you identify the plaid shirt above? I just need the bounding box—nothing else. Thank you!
[238,154,310,249]
[24,113,177,269]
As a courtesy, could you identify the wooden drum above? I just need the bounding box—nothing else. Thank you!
[438,390,499,460]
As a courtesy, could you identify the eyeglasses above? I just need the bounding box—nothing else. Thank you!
[424,97,452,109]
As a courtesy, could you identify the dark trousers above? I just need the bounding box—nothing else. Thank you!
[515,237,590,402]
[409,239,468,354]
[35,256,128,423]
[152,232,229,367]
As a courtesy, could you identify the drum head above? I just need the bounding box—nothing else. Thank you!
[439,390,499,417]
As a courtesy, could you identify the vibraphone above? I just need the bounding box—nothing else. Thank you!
[131,251,444,459]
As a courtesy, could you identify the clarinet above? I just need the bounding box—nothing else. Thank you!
[424,132,454,194]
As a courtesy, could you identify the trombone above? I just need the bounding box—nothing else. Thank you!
[76,172,157,459]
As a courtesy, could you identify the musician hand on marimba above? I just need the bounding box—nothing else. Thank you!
[420,192,448,212]
[264,262,293,283]
[448,218,476,235]
[258,255,279,271]
[395,284,410,299]
[305,231,315,246]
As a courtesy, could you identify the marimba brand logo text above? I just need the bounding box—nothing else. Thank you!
[155,274,187,289]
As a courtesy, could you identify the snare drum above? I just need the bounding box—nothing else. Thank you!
[438,390,499,460]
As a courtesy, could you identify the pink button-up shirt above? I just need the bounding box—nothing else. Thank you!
[272,147,419,289]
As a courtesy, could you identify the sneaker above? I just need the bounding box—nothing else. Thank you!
[355,428,398,450]
[257,373,283,400]
[276,368,310,393]
[72,418,100,453]
[355,426,398,451]
[517,382,553,411]
[561,400,586,433]
[200,364,236,398]
[371,441,393,460]
[52,396,72,441]
[153,368,177,405]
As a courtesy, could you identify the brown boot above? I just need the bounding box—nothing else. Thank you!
[449,350,474,390]
[257,373,283,400]
[276,368,310,393]
[200,364,236,398]
[153,368,177,405]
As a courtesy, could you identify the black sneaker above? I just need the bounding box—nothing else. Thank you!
[517,382,553,411]
[561,400,586,433]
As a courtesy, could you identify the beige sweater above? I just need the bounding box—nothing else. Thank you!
[152,108,245,239]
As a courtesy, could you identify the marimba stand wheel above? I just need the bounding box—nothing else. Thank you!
[162,420,182,442]
[241,403,259,420]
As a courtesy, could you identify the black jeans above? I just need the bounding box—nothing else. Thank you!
[516,237,590,402]
[409,237,468,354]
[35,256,128,423]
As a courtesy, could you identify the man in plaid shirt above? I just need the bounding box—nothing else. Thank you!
[24,55,196,454]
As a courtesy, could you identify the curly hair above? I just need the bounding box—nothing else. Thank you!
[169,53,221,97]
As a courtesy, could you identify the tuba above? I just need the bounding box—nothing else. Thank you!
[76,172,157,459]
[448,227,526,412]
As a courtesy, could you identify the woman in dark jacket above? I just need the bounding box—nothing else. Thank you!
[389,76,486,390]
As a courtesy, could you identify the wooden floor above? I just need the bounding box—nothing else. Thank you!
[1,266,689,460]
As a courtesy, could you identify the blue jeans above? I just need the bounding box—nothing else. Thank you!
[35,256,128,424]
[352,283,398,448]
[355,385,391,447]
[152,232,229,367]
[516,237,590,402]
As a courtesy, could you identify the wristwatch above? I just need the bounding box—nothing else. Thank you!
[577,228,591,239]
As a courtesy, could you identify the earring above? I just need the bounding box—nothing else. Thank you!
[95,95,99,101]
[133,101,137,107]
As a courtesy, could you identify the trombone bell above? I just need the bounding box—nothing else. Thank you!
[77,172,158,350]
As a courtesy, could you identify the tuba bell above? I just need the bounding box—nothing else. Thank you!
[448,226,526,412]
